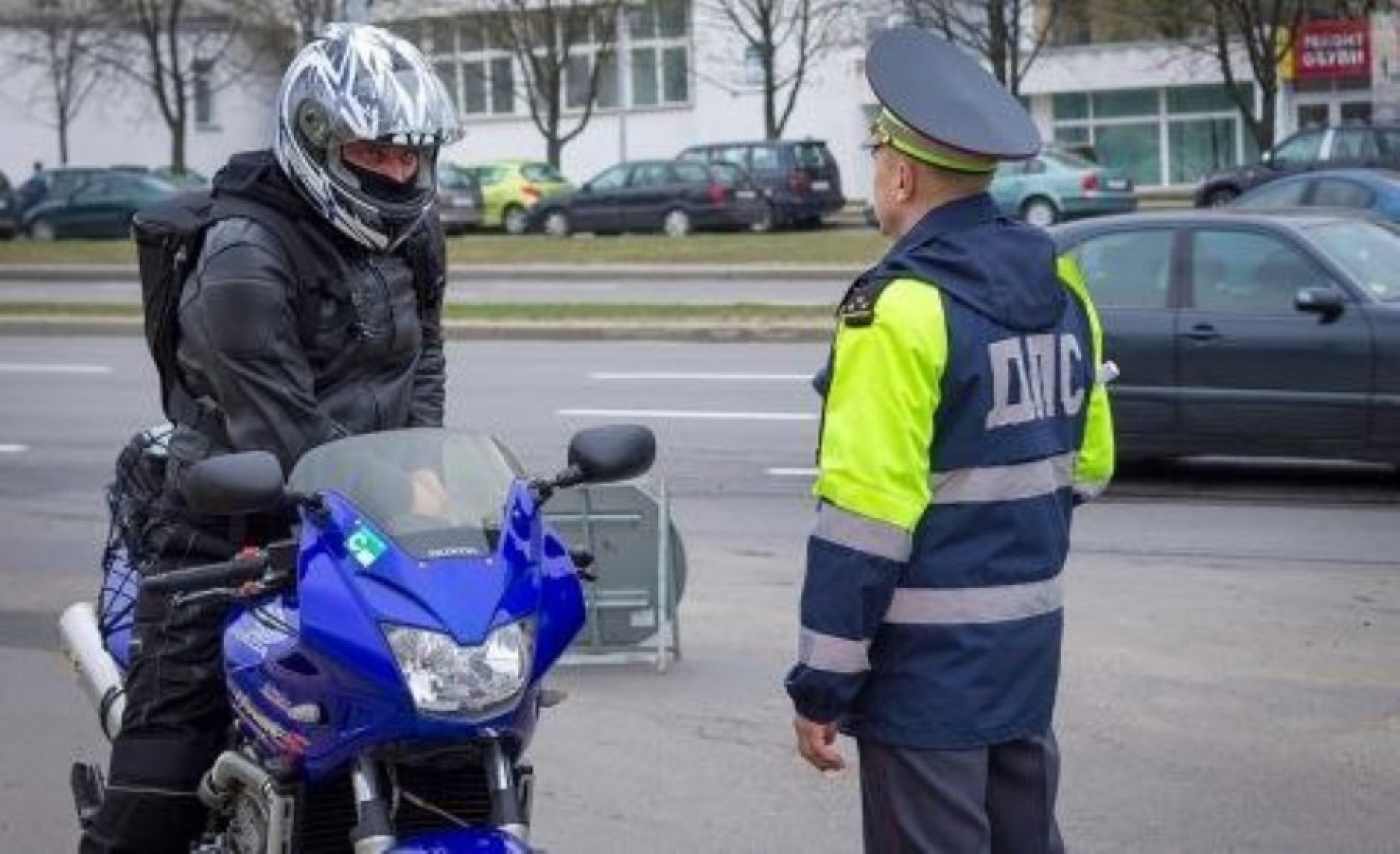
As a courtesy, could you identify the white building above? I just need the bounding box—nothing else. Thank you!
[2,3,1396,197]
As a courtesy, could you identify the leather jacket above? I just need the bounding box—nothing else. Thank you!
[159,150,446,555]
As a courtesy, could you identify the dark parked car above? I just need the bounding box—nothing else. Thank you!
[1194,123,1400,207]
[23,172,181,239]
[435,164,484,235]
[678,139,844,228]
[1052,210,1400,468]
[14,166,109,219]
[111,165,209,189]
[1230,168,1400,223]
[0,170,16,238]
[529,159,769,237]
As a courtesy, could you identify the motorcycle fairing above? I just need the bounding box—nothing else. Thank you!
[224,482,585,779]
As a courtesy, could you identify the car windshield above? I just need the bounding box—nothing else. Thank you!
[1042,148,1096,169]
[287,429,520,561]
[470,166,508,186]
[1306,220,1400,302]
[793,143,832,169]
[520,163,566,183]
[437,167,474,190]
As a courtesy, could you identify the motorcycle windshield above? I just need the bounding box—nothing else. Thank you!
[287,429,520,561]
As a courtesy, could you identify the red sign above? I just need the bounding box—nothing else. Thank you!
[1293,19,1370,79]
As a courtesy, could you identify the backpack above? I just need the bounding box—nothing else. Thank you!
[131,189,446,430]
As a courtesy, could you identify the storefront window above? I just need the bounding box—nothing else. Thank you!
[1092,89,1157,118]
[1168,118,1235,184]
[1094,123,1160,187]
[1051,82,1253,186]
[1167,85,1235,113]
[1053,92,1089,120]
[1054,125,1091,146]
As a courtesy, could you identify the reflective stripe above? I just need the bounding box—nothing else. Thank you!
[798,628,871,674]
[813,503,912,563]
[884,576,1063,626]
[930,453,1075,504]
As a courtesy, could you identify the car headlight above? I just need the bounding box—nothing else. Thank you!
[384,620,534,719]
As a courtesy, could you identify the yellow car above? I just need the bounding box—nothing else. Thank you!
[456,159,574,234]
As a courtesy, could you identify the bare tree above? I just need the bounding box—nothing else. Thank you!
[1098,0,1390,151]
[0,0,117,165]
[94,0,295,173]
[702,0,849,139]
[890,0,1061,96]
[468,0,626,167]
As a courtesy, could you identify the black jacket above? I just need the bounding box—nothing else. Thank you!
[161,150,446,553]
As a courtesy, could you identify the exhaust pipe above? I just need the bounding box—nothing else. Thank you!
[201,751,294,851]
[58,602,126,740]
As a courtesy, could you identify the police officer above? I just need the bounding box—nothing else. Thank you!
[785,27,1115,853]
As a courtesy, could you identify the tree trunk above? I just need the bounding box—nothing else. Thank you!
[171,113,187,173]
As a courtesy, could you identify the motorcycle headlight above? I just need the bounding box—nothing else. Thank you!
[384,620,534,719]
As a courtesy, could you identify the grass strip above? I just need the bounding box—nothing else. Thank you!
[0,229,887,267]
[0,302,835,322]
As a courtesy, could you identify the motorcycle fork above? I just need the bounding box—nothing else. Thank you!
[349,755,395,854]
[484,740,530,841]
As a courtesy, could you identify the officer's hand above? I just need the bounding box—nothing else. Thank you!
[410,467,450,518]
[793,714,846,774]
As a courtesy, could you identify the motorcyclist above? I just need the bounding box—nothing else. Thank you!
[80,22,462,854]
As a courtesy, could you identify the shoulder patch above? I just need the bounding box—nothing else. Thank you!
[837,276,891,328]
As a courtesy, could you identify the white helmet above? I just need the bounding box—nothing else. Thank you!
[274,23,463,251]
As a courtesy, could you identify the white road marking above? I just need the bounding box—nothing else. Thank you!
[767,467,818,477]
[589,372,811,381]
[0,444,28,453]
[0,364,112,374]
[559,408,816,422]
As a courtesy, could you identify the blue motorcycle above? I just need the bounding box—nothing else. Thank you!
[60,425,656,853]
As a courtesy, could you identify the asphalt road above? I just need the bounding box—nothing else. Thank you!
[0,272,851,306]
[2,337,1398,853]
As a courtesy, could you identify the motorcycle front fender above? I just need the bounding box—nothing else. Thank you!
[389,827,532,853]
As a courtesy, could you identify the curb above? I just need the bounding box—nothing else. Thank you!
[0,263,858,284]
[0,316,833,342]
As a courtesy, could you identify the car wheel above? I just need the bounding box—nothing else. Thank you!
[543,210,571,238]
[28,218,56,241]
[1020,197,1059,228]
[663,208,692,237]
[503,205,529,235]
[1204,186,1239,207]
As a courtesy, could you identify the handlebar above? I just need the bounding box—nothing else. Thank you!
[143,550,269,596]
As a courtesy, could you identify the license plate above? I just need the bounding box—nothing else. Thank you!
[1105,178,1129,191]
[812,180,830,191]
[737,190,757,199]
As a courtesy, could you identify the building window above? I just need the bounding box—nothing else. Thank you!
[1052,84,1253,186]
[629,0,689,107]
[193,59,214,127]
[421,20,516,116]
[563,16,619,111]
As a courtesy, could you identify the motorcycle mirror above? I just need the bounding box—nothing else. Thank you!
[560,425,656,487]
[181,450,287,516]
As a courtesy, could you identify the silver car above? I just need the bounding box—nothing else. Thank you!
[436,164,483,235]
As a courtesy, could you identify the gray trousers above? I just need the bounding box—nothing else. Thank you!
[858,731,1065,854]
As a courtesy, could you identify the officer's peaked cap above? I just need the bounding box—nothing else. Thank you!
[866,27,1040,171]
